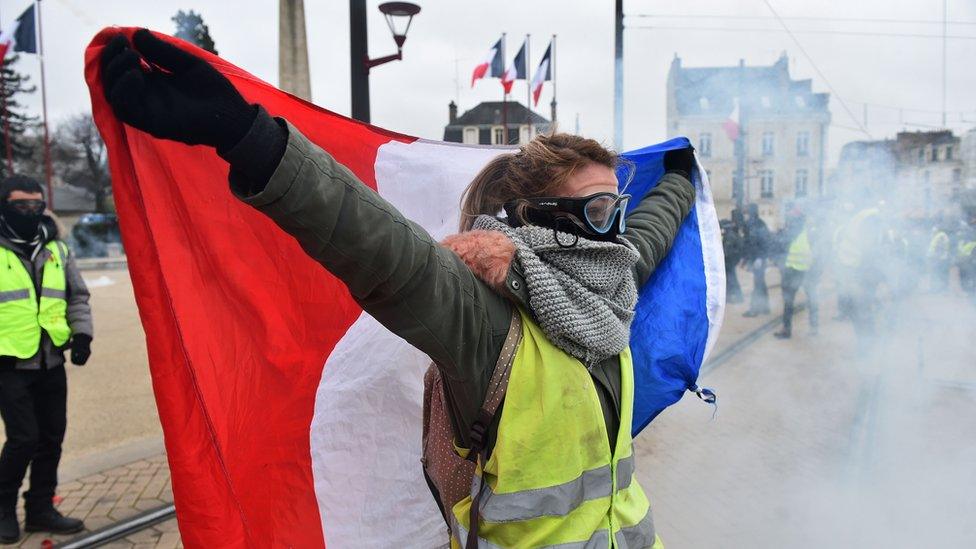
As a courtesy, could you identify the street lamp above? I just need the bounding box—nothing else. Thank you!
[350,0,421,123]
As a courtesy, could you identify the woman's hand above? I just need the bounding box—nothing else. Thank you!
[100,29,255,152]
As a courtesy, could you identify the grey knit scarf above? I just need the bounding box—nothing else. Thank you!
[474,215,640,365]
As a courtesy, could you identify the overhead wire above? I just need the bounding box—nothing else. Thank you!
[758,0,873,138]
[625,25,976,41]
[626,13,976,27]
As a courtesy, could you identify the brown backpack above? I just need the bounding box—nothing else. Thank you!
[421,311,523,541]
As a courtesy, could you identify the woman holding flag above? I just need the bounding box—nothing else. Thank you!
[100,29,695,548]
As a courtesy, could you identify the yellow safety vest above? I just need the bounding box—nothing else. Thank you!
[451,309,661,549]
[785,229,813,272]
[0,241,71,359]
[836,208,879,268]
[959,240,976,258]
[927,231,949,260]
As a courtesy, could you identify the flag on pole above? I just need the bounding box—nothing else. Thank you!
[723,98,741,141]
[84,28,724,549]
[501,38,526,94]
[0,4,37,60]
[470,37,503,88]
[530,41,552,106]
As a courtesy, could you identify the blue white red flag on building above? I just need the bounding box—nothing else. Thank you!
[470,36,503,87]
[501,37,527,94]
[85,27,724,549]
[530,41,552,105]
[0,4,37,60]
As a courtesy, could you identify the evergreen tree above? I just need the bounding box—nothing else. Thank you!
[0,54,39,178]
[172,10,218,55]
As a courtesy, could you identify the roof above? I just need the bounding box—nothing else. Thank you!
[669,54,829,118]
[451,101,550,127]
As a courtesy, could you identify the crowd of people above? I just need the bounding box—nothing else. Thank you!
[720,198,976,345]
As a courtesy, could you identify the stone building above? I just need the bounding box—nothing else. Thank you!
[666,53,830,226]
[443,101,550,145]
[835,130,965,218]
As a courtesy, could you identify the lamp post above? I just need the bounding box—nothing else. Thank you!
[350,1,421,123]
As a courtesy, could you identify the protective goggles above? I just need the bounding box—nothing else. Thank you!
[4,199,46,215]
[504,192,631,238]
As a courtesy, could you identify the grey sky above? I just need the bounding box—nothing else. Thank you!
[4,0,976,165]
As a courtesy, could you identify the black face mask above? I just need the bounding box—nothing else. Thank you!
[1,201,45,239]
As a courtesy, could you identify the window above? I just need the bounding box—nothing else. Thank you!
[918,148,925,163]
[795,169,808,197]
[946,146,954,160]
[492,127,505,145]
[520,125,531,144]
[699,97,710,110]
[931,147,938,162]
[762,132,775,156]
[796,131,810,157]
[699,133,712,158]
[463,127,478,144]
[760,170,774,198]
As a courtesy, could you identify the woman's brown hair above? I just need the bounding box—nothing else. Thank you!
[459,133,627,231]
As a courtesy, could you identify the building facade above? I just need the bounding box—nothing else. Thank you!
[443,101,551,145]
[835,130,965,218]
[666,53,830,226]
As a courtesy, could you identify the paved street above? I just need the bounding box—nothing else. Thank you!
[0,264,972,547]
[636,273,976,548]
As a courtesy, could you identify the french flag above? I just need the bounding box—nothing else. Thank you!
[0,4,37,61]
[470,36,503,88]
[501,38,526,94]
[530,41,552,106]
[85,28,724,548]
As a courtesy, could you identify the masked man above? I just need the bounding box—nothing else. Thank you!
[0,176,92,543]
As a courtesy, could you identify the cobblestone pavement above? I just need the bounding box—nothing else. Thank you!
[635,271,976,548]
[9,453,176,548]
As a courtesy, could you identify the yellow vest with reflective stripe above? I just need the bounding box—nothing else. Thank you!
[0,241,71,359]
[451,309,662,549]
[928,231,949,260]
[785,229,813,272]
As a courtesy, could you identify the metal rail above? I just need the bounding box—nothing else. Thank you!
[56,504,176,549]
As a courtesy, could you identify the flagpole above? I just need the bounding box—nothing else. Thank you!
[550,34,557,124]
[0,6,12,175]
[501,33,507,144]
[525,34,531,137]
[36,0,52,209]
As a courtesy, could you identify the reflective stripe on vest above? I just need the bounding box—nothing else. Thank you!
[451,309,656,548]
[928,232,949,260]
[0,241,70,358]
[785,229,812,272]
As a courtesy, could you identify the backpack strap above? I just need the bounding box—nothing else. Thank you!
[466,309,522,548]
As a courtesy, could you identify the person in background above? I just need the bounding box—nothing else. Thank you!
[926,224,951,293]
[721,213,744,304]
[0,176,92,543]
[957,208,976,304]
[741,203,770,317]
[775,210,812,339]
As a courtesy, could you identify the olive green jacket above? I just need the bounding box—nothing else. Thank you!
[231,120,696,451]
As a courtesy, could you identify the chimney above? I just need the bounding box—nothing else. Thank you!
[449,101,458,124]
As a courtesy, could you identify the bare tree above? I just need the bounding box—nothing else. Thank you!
[52,114,111,212]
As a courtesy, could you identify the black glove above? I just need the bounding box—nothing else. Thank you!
[100,29,256,152]
[663,146,696,178]
[70,334,92,366]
